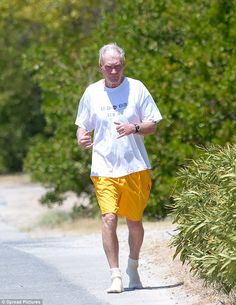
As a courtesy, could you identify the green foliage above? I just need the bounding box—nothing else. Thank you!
[24,133,93,206]
[171,142,236,294]
[95,0,236,217]
[1,0,236,219]
[0,1,45,172]
[21,0,105,210]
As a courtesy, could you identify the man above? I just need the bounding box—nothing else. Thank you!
[75,43,162,293]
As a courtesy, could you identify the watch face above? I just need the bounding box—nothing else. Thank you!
[135,124,140,133]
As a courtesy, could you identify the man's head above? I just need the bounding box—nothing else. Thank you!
[99,43,125,88]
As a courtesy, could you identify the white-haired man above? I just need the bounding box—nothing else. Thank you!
[75,43,162,293]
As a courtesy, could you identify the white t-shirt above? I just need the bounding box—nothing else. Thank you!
[75,77,162,177]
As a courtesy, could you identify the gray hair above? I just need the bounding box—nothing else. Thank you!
[99,43,125,65]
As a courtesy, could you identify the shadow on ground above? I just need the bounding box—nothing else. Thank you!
[124,281,184,292]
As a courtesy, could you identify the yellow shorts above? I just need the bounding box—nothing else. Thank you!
[91,170,152,221]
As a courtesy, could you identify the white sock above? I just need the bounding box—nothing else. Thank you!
[106,268,124,293]
[126,257,143,289]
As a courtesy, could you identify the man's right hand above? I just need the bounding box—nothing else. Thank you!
[78,130,93,149]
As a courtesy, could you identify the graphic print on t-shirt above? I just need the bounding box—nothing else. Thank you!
[100,102,128,119]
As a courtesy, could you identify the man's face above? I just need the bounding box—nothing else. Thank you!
[100,51,124,88]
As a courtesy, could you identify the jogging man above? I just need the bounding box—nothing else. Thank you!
[75,43,162,293]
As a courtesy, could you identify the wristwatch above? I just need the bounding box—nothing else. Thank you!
[134,123,141,133]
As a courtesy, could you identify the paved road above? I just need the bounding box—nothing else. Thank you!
[0,221,186,305]
[0,222,108,305]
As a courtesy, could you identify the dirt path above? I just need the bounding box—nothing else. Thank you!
[0,175,220,305]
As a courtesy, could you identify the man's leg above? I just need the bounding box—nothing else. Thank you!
[126,218,144,289]
[102,213,124,293]
[102,213,119,268]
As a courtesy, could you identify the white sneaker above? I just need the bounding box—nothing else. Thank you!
[106,268,124,293]
[126,257,143,289]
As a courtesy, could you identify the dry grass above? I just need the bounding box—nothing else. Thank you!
[27,215,102,238]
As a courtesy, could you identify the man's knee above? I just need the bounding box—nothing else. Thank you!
[102,213,117,230]
[126,219,143,232]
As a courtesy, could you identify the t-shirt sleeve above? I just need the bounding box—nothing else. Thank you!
[139,90,162,123]
[75,89,94,131]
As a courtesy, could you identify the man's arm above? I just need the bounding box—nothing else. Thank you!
[114,121,157,139]
[135,121,157,135]
[76,127,93,149]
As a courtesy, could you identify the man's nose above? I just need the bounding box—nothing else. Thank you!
[111,68,117,74]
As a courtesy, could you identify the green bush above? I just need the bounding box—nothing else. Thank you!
[171,142,236,295]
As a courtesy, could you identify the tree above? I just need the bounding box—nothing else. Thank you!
[22,0,110,206]
[22,0,236,217]
[94,0,236,217]
[0,1,45,172]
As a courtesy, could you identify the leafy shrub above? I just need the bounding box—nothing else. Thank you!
[171,142,236,295]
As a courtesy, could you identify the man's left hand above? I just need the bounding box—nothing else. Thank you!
[114,122,135,139]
